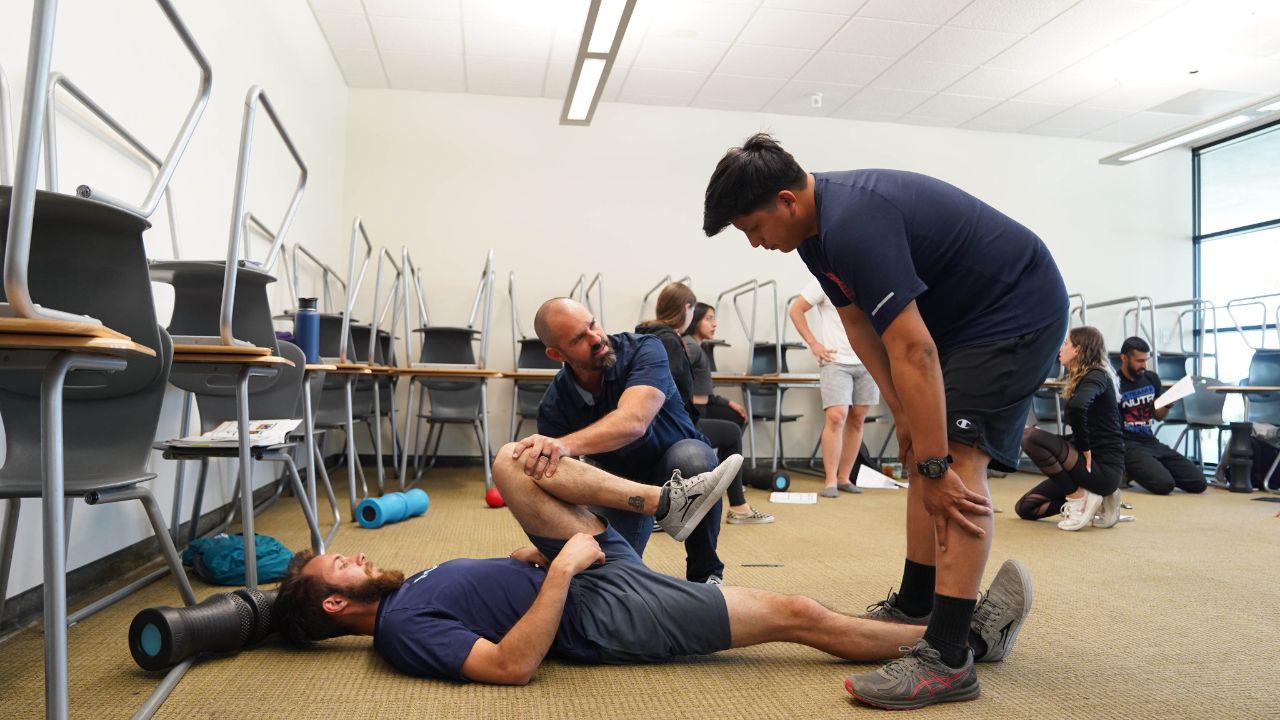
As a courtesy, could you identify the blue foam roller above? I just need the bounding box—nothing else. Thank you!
[403,488,430,517]
[357,492,409,529]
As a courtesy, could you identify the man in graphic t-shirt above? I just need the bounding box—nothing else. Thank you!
[1117,337,1206,495]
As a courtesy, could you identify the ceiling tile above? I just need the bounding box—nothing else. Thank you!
[1082,110,1196,143]
[870,59,972,93]
[796,51,894,86]
[315,12,376,50]
[620,67,709,103]
[369,16,463,54]
[716,44,815,79]
[857,0,971,25]
[837,86,931,116]
[907,93,1003,123]
[966,100,1069,131]
[904,26,1021,66]
[466,56,548,96]
[463,0,569,28]
[365,0,461,20]
[332,48,388,87]
[763,80,860,115]
[543,60,574,98]
[1018,69,1117,106]
[986,0,1172,73]
[648,2,757,43]
[1025,105,1132,137]
[309,0,361,14]
[1080,83,1191,113]
[897,115,962,128]
[633,36,731,73]
[696,98,772,112]
[833,108,902,123]
[464,23,553,59]
[764,0,869,14]
[948,0,1077,34]
[737,8,848,49]
[825,17,937,58]
[697,74,789,106]
[382,52,465,92]
[1148,88,1264,115]
[944,66,1040,97]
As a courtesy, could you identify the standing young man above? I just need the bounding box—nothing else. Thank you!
[703,134,1067,709]
[790,278,881,498]
[1117,336,1206,495]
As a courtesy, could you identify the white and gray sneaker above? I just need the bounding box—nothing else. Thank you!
[656,454,742,542]
[971,559,1033,663]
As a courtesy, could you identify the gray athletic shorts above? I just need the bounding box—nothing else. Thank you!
[819,362,880,409]
[528,519,731,664]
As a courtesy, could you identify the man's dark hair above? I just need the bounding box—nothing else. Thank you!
[273,550,349,644]
[1120,336,1150,355]
[703,133,807,237]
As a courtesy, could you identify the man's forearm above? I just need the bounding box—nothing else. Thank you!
[887,342,948,459]
[560,408,648,456]
[789,305,821,349]
[490,567,573,683]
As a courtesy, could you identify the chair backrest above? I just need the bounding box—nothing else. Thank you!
[0,330,172,488]
[746,343,790,417]
[149,260,281,353]
[516,338,558,370]
[417,326,480,393]
[182,341,306,433]
[1182,376,1227,427]
[702,340,719,372]
[1246,351,1280,423]
[0,189,165,398]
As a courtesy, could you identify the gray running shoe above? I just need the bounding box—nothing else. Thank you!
[971,559,1033,663]
[860,591,930,625]
[845,639,979,710]
[657,454,742,542]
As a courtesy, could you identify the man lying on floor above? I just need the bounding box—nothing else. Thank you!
[274,446,1031,708]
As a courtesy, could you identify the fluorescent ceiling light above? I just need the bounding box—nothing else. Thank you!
[560,0,636,126]
[588,0,627,54]
[566,58,606,122]
[1102,91,1280,165]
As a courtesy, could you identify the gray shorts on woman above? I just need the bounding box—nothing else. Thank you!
[819,362,880,409]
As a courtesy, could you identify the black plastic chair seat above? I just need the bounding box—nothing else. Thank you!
[154,441,293,461]
[752,413,802,422]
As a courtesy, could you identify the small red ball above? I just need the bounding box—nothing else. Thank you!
[484,487,505,508]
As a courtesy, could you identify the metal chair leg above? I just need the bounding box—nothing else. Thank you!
[0,499,20,625]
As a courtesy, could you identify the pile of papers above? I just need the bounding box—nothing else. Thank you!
[169,419,302,448]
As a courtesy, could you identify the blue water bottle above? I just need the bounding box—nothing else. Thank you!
[294,297,320,363]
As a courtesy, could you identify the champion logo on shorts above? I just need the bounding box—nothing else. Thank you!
[954,418,974,430]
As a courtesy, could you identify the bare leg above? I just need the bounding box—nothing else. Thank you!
[934,443,993,599]
[723,586,923,661]
[493,443,662,538]
[836,405,869,483]
[903,443,935,566]
[821,405,848,489]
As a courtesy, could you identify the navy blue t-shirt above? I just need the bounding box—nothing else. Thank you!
[1119,370,1161,437]
[373,558,598,681]
[537,332,705,480]
[797,170,1068,352]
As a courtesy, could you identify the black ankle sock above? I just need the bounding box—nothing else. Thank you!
[655,488,670,520]
[895,560,936,617]
[924,594,976,667]
[969,630,988,659]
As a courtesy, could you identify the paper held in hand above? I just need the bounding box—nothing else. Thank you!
[171,419,302,448]
[1154,375,1195,410]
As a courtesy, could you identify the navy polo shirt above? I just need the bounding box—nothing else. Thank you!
[537,332,704,481]
[797,170,1067,353]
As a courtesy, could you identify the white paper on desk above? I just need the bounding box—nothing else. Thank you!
[769,492,817,504]
[856,464,907,489]
[1154,375,1195,410]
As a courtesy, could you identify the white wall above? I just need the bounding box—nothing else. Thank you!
[1,0,348,600]
[343,89,1193,462]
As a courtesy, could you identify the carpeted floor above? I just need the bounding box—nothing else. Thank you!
[2,467,1278,719]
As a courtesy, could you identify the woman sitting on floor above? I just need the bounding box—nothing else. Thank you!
[636,284,773,525]
[1016,326,1125,531]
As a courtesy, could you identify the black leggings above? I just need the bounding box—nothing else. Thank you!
[696,410,747,507]
[1016,427,1122,521]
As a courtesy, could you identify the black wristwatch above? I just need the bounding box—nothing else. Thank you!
[916,455,953,479]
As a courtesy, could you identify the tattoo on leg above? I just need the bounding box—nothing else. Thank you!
[628,495,644,510]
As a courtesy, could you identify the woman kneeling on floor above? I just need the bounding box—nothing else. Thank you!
[1016,326,1125,531]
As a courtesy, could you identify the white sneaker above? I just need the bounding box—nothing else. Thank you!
[1059,497,1084,523]
[1092,490,1122,528]
[1057,491,1102,531]
[656,454,742,542]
